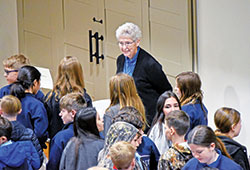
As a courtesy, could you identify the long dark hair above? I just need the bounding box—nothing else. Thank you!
[188,125,231,159]
[72,107,100,169]
[148,91,181,137]
[11,65,41,99]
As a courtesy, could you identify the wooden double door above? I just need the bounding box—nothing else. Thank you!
[17,0,193,100]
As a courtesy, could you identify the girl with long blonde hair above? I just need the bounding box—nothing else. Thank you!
[103,73,146,136]
[45,56,92,139]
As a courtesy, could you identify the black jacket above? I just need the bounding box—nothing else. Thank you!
[11,121,44,167]
[44,89,92,139]
[117,48,172,126]
[218,135,250,170]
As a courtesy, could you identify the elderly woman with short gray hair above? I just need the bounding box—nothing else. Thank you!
[115,22,172,131]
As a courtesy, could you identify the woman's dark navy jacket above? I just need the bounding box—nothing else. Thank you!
[116,47,172,126]
[18,93,48,148]
[44,89,92,139]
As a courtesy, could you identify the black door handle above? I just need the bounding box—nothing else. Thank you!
[93,17,103,24]
[89,30,104,64]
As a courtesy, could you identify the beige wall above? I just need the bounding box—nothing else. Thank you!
[0,0,19,87]
[197,0,250,152]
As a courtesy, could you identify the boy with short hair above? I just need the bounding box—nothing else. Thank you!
[1,54,30,96]
[158,110,193,170]
[0,116,40,169]
[3,54,30,85]
[46,92,87,170]
[0,54,44,102]
[109,141,137,170]
[0,95,44,166]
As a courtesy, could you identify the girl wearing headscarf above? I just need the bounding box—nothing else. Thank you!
[98,121,145,170]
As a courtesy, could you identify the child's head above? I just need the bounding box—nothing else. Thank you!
[0,116,12,145]
[55,56,85,97]
[74,107,100,137]
[11,65,41,99]
[214,107,241,138]
[175,71,202,105]
[153,91,181,123]
[0,95,22,118]
[108,73,146,126]
[3,54,30,84]
[109,73,137,103]
[98,121,138,168]
[150,91,181,138]
[187,125,230,164]
[113,106,145,130]
[113,106,144,147]
[59,92,87,124]
[164,110,190,142]
[109,141,136,170]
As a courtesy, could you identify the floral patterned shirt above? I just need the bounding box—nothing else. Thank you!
[158,142,193,170]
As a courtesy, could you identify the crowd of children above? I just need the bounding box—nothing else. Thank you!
[0,52,249,169]
[0,53,249,170]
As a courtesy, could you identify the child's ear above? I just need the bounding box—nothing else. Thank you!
[71,109,77,117]
[33,79,38,86]
[18,109,22,115]
[170,127,175,135]
[0,136,7,144]
[130,158,136,169]
[209,142,216,150]
[231,123,237,132]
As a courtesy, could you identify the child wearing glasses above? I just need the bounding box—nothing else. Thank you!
[0,54,44,102]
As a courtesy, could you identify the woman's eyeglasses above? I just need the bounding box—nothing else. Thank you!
[118,41,135,47]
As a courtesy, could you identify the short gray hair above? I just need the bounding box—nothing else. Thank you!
[116,22,142,41]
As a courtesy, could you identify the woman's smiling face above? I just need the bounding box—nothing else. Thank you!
[118,36,140,59]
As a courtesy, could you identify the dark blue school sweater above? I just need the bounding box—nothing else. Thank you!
[47,123,74,170]
[182,149,243,170]
[11,121,44,166]
[137,136,160,170]
[182,102,208,137]
[0,140,40,170]
[18,93,48,148]
[0,83,44,102]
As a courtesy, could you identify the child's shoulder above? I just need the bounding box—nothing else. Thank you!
[0,84,12,97]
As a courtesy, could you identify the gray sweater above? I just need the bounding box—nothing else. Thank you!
[103,104,120,138]
[59,135,104,170]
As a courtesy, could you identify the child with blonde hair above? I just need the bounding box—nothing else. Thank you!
[0,95,43,166]
[109,141,136,170]
[0,54,44,102]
